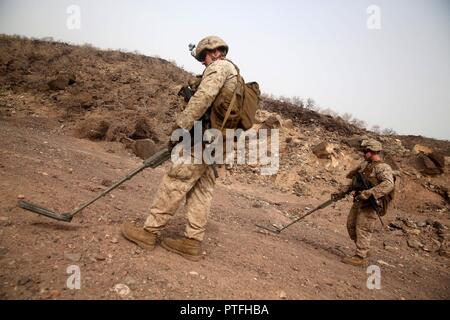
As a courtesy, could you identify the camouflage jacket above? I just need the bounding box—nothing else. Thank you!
[175,59,238,131]
[346,160,395,200]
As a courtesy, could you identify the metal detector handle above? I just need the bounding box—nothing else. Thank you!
[143,147,172,168]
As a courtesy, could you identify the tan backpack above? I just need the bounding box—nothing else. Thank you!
[218,60,261,131]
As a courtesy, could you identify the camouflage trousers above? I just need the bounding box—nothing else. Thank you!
[143,161,216,242]
[346,202,378,258]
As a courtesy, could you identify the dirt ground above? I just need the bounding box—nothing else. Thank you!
[1,116,449,300]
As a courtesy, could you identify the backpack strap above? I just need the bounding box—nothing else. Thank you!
[219,59,242,132]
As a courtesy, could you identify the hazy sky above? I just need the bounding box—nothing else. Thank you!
[1,0,449,139]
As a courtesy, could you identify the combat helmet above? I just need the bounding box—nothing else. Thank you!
[361,139,383,152]
[191,36,228,61]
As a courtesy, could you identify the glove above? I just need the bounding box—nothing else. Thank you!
[331,192,342,201]
[331,191,347,201]
[178,85,194,102]
[357,190,372,201]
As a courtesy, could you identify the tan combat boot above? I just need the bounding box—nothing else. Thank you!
[121,222,157,251]
[341,255,366,266]
[160,237,202,261]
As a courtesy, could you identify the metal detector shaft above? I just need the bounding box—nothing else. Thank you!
[66,147,171,218]
[275,198,335,233]
[256,190,351,234]
[18,147,171,222]
[69,164,147,217]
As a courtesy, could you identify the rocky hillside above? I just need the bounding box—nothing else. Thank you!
[0,34,190,145]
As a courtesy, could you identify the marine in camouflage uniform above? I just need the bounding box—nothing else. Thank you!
[121,36,241,261]
[337,139,395,266]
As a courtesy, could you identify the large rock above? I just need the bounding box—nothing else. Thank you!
[312,142,335,159]
[282,119,294,129]
[407,239,423,250]
[262,114,282,129]
[78,118,110,140]
[412,144,432,155]
[380,138,408,156]
[428,152,445,168]
[414,153,443,176]
[343,136,364,149]
[48,72,76,90]
[133,139,158,160]
[255,110,273,123]
[75,92,94,109]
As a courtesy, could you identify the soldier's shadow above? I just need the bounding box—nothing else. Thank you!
[29,220,86,231]
[291,235,349,258]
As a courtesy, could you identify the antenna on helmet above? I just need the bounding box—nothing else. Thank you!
[188,43,196,58]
